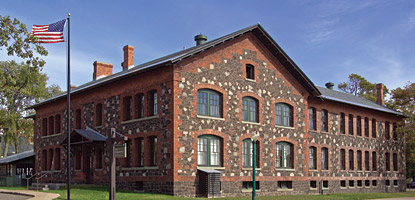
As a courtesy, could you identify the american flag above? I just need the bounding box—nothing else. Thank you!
[30,19,67,43]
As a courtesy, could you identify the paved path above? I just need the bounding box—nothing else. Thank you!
[0,189,59,200]
[0,192,30,200]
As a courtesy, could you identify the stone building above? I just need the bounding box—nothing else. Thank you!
[29,24,405,197]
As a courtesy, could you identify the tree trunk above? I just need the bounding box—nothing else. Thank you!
[3,143,8,158]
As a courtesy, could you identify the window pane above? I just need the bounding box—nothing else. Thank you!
[210,93,220,117]
[309,108,315,130]
[210,138,220,166]
[283,106,290,126]
[198,91,208,115]
[198,138,208,165]
[242,99,249,121]
[276,106,282,125]
[249,100,256,122]
[276,144,282,168]
[309,147,315,169]
[284,144,291,168]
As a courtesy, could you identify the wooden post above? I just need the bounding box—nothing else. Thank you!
[108,128,127,200]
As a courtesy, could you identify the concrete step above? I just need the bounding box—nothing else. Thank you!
[30,183,66,190]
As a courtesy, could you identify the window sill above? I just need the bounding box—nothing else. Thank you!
[41,170,61,173]
[42,134,61,139]
[340,170,347,172]
[309,169,318,172]
[340,187,347,189]
[95,169,103,171]
[75,170,82,172]
[321,131,330,134]
[310,188,317,190]
[242,167,261,171]
[275,125,294,130]
[321,170,329,172]
[121,116,159,124]
[242,189,261,192]
[197,115,225,121]
[197,166,225,170]
[275,168,295,171]
[242,121,260,125]
[95,126,102,129]
[122,166,158,170]
[245,78,256,83]
[278,188,293,191]
[309,130,317,133]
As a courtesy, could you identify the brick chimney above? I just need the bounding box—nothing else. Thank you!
[376,83,384,105]
[93,61,113,80]
[122,45,134,71]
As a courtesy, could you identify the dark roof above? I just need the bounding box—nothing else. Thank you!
[0,150,34,164]
[28,24,320,109]
[62,127,107,145]
[317,86,402,116]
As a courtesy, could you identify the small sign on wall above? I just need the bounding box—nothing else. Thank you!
[114,144,126,158]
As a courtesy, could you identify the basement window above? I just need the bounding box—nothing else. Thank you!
[340,180,346,188]
[278,181,292,190]
[372,180,377,187]
[357,180,362,187]
[310,181,317,189]
[242,181,260,190]
[349,180,354,187]
[365,180,370,187]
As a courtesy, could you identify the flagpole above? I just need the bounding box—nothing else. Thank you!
[66,13,71,200]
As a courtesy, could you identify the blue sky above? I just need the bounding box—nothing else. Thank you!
[1,0,414,92]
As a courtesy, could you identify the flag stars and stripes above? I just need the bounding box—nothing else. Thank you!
[30,19,67,43]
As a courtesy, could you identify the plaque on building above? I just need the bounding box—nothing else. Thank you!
[114,144,126,158]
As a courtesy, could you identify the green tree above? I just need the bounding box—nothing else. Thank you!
[338,73,388,102]
[0,61,61,156]
[0,15,48,68]
[388,82,415,178]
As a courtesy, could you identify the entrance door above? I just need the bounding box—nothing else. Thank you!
[85,154,94,184]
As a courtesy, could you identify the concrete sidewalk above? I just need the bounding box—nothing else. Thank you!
[0,189,60,200]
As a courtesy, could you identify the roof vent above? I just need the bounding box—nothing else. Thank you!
[194,34,207,46]
[325,82,334,90]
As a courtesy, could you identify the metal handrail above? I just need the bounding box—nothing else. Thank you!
[33,171,54,192]
[25,173,37,190]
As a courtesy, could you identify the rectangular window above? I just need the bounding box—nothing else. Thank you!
[340,180,346,188]
[321,109,328,132]
[349,114,354,135]
[393,123,397,140]
[42,150,47,171]
[386,180,390,186]
[42,118,48,136]
[96,103,102,126]
[242,97,257,122]
[55,114,61,134]
[340,113,345,134]
[309,146,316,170]
[309,107,316,130]
[393,180,398,186]
[372,119,377,138]
[365,180,370,187]
[372,180,377,186]
[310,181,317,189]
[357,180,362,187]
[278,181,292,189]
[349,180,354,187]
[242,181,260,190]
[372,152,377,171]
[55,148,61,170]
[125,139,131,167]
[321,147,328,170]
[385,121,390,139]
[365,151,370,171]
[135,93,144,119]
[136,138,144,167]
[323,181,329,188]
[149,136,157,166]
[357,116,361,136]
[123,96,132,121]
[340,149,346,170]
[349,150,354,170]
[385,152,391,171]
[246,64,254,80]
[75,109,81,129]
[48,149,54,170]
[393,153,398,171]
[49,116,54,135]
[357,150,362,171]
[364,117,369,137]
[149,91,157,116]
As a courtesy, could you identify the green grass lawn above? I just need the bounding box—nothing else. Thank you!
[2,185,415,200]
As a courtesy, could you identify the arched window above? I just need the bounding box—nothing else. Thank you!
[198,135,222,166]
[321,147,328,170]
[197,89,222,117]
[276,103,293,127]
[242,97,258,122]
[242,139,259,168]
[276,142,293,169]
[309,146,316,170]
[321,109,328,132]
